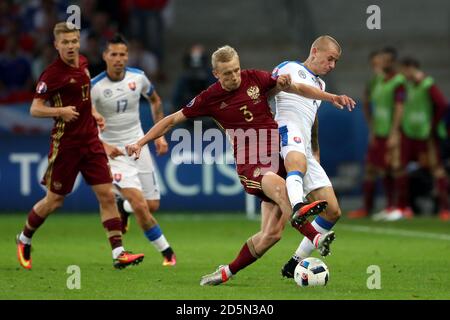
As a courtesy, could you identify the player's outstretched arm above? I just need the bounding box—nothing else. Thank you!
[126,110,187,159]
[287,82,356,111]
[30,98,79,122]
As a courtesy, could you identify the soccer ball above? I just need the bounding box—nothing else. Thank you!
[294,257,329,287]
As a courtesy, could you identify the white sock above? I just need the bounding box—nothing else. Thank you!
[112,246,125,259]
[19,232,31,245]
[224,265,233,277]
[286,171,305,209]
[151,235,170,252]
[294,219,333,259]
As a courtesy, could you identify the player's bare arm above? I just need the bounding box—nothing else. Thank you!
[287,82,356,111]
[387,101,404,149]
[126,110,187,159]
[102,141,125,159]
[147,90,169,156]
[30,98,79,122]
[91,104,105,131]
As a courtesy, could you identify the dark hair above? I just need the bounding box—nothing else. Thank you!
[105,33,128,50]
[368,49,380,61]
[380,46,398,61]
[400,56,420,68]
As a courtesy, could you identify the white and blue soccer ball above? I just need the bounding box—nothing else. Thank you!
[294,257,329,287]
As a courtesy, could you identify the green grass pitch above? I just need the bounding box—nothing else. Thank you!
[1,212,449,300]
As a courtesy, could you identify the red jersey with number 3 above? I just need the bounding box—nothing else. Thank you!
[182,69,279,165]
[34,55,99,147]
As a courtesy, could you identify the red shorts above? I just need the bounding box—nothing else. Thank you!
[41,138,112,195]
[400,133,442,168]
[366,137,389,169]
[236,155,287,203]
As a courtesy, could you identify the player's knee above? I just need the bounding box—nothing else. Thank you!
[147,200,160,213]
[328,206,342,221]
[130,199,148,216]
[46,195,64,212]
[97,190,116,207]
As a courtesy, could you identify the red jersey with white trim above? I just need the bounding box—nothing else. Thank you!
[182,69,279,165]
[34,55,99,147]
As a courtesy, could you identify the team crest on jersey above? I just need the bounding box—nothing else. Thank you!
[247,86,260,100]
[253,167,261,178]
[298,70,306,79]
[114,173,122,182]
[36,81,47,94]
[103,89,113,98]
[187,97,196,108]
[294,136,302,143]
[128,82,136,91]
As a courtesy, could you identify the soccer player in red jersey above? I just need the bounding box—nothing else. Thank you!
[127,45,353,285]
[15,22,144,270]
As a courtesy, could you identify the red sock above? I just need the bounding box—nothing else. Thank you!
[102,218,123,250]
[363,180,375,212]
[383,175,395,208]
[229,243,257,275]
[396,175,409,209]
[23,209,46,238]
[437,177,449,210]
[291,220,319,242]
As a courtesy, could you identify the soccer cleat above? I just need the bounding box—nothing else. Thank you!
[347,208,368,219]
[16,234,32,270]
[200,265,232,286]
[371,207,393,221]
[291,200,328,225]
[401,207,414,219]
[314,231,336,257]
[113,251,144,269]
[383,208,404,222]
[116,197,130,234]
[281,257,299,279]
[438,209,450,221]
[162,254,177,266]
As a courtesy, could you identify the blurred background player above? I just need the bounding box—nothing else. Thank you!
[91,34,176,266]
[347,47,407,220]
[16,22,144,270]
[397,57,450,221]
[126,45,353,286]
[272,36,356,278]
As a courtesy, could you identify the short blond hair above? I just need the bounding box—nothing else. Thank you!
[311,35,342,54]
[211,45,239,70]
[53,22,80,39]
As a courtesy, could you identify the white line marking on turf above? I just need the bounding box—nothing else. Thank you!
[339,224,450,241]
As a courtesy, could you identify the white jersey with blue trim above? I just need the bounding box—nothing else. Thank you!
[91,67,154,146]
[272,61,326,130]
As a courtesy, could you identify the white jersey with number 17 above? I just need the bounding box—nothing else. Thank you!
[91,67,154,146]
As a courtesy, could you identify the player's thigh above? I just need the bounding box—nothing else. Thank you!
[42,147,81,195]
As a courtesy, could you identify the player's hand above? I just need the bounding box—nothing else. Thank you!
[92,111,106,131]
[154,136,169,156]
[104,143,124,159]
[60,106,79,122]
[276,74,292,90]
[126,143,142,160]
[331,95,356,111]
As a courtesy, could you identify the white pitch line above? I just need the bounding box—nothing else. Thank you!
[338,224,450,241]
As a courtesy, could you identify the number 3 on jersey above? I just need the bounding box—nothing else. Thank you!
[240,105,254,122]
[116,99,128,113]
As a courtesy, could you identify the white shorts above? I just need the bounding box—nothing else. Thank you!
[278,122,332,197]
[109,145,160,200]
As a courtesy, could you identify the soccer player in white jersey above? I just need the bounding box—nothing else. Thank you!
[91,34,176,266]
[272,35,355,278]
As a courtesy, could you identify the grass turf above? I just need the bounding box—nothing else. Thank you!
[1,212,449,300]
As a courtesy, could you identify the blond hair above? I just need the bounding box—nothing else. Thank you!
[311,35,342,54]
[53,22,80,39]
[211,45,239,70]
